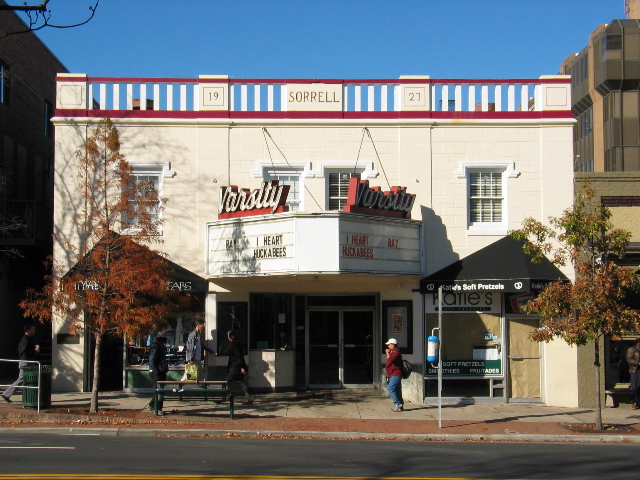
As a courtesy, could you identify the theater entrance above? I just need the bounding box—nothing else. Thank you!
[307,309,374,388]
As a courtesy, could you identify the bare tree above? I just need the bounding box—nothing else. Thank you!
[0,0,99,38]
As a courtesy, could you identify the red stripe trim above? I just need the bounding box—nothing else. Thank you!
[88,77,202,83]
[430,78,570,84]
[429,110,573,119]
[57,77,570,85]
[233,79,344,84]
[55,109,231,119]
[56,109,573,120]
[230,111,345,119]
[56,76,88,82]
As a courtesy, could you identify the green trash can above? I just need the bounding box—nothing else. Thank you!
[21,365,52,409]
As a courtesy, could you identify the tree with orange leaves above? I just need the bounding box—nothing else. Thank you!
[21,118,176,413]
[511,183,640,431]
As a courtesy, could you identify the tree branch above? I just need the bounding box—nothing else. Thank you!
[0,1,50,12]
[0,0,99,39]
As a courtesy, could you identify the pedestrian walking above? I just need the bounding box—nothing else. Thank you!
[147,332,169,415]
[2,324,40,403]
[385,338,404,412]
[184,316,213,381]
[626,337,640,409]
[224,330,253,405]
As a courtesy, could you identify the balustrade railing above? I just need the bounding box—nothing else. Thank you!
[57,75,571,116]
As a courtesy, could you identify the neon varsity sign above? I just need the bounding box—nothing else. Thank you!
[218,180,290,219]
[343,178,416,218]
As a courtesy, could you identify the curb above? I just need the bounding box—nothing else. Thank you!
[1,426,640,443]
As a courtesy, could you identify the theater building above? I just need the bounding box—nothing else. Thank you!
[51,74,581,406]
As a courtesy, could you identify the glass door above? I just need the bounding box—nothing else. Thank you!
[343,310,374,386]
[307,309,374,388]
[308,311,340,387]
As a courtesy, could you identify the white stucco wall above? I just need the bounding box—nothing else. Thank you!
[51,78,576,402]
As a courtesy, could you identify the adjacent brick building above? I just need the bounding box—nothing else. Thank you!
[0,3,67,374]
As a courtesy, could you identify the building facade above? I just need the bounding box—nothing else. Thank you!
[51,73,580,406]
[0,5,67,375]
[561,2,640,406]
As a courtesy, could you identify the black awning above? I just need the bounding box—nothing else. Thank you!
[165,258,208,293]
[64,232,208,293]
[420,236,568,294]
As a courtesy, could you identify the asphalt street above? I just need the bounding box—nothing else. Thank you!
[1,431,638,480]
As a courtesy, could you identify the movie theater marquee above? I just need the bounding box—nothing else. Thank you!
[207,214,422,277]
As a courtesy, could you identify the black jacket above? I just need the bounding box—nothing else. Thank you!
[148,340,168,374]
[18,335,37,361]
[225,341,247,381]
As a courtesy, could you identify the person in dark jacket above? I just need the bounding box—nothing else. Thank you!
[385,338,404,412]
[225,331,253,405]
[184,316,213,381]
[626,337,640,409]
[2,324,39,403]
[148,332,169,415]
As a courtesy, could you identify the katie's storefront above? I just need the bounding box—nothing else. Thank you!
[420,236,568,404]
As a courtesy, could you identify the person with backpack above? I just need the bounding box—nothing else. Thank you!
[385,338,404,412]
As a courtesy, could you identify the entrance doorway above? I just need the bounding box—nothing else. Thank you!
[307,309,374,388]
[507,317,541,401]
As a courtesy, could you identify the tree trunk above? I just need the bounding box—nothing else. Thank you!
[90,331,101,413]
[594,337,603,432]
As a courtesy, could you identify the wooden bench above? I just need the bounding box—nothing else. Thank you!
[605,384,630,408]
[154,380,234,419]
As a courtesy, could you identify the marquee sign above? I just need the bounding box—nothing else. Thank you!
[218,180,290,219]
[343,178,416,219]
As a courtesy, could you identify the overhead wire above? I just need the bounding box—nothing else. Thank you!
[364,128,390,190]
[262,128,323,210]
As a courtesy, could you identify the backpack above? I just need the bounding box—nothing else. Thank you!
[401,359,412,379]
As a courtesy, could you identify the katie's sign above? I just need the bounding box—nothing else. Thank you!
[218,181,290,219]
[343,178,416,219]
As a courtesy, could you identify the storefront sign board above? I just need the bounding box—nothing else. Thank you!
[286,84,343,112]
[426,360,502,376]
[207,213,422,277]
[343,178,416,219]
[425,292,500,313]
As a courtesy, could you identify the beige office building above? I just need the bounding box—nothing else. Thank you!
[561,2,640,405]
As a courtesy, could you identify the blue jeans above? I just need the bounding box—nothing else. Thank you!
[387,375,403,406]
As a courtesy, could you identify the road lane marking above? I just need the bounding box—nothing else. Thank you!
[0,447,75,449]
[0,475,557,480]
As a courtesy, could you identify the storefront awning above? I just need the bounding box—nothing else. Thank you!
[164,258,208,293]
[64,232,208,293]
[419,236,568,294]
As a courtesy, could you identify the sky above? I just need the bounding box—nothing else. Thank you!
[10,0,628,80]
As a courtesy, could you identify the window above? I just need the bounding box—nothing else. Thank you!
[328,171,360,210]
[130,172,161,222]
[123,161,174,232]
[456,162,518,235]
[0,63,7,104]
[264,168,302,211]
[44,100,53,137]
[469,171,502,224]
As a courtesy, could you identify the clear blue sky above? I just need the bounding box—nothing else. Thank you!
[20,0,626,80]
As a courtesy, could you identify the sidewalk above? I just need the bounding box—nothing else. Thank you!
[1,388,639,442]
